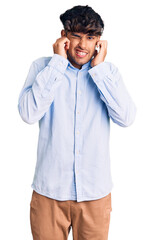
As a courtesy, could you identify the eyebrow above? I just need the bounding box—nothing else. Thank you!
[87,33,95,37]
[71,33,81,37]
[71,33,95,37]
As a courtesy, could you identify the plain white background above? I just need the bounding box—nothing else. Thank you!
[0,0,154,239]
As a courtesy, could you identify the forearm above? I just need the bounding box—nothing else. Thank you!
[18,54,68,124]
[88,61,137,127]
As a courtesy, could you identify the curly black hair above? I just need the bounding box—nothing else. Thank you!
[60,5,104,36]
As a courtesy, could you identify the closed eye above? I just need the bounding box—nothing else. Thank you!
[71,33,81,38]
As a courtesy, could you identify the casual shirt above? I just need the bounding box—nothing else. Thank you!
[17,54,137,202]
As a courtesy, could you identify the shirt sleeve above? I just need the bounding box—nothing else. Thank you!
[88,61,137,127]
[17,54,68,124]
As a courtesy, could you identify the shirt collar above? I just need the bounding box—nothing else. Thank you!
[67,58,92,71]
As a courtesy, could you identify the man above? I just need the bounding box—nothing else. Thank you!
[18,5,137,240]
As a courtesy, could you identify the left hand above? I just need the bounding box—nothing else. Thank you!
[91,40,108,67]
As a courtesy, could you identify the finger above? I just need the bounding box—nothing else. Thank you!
[64,41,70,50]
[97,40,107,47]
[99,41,107,51]
[96,40,101,47]
[61,36,70,44]
[96,40,103,45]
[64,43,69,50]
[55,37,70,46]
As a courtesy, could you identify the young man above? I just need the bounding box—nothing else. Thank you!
[18,5,137,240]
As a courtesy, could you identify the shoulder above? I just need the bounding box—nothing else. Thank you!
[102,61,119,72]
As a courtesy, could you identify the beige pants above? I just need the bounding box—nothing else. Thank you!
[30,190,112,240]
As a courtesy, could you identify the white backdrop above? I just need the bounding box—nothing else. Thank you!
[0,0,154,239]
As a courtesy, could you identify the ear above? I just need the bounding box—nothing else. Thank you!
[61,29,66,37]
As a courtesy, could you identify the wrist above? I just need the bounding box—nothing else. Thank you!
[53,51,67,60]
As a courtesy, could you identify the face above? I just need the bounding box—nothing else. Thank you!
[61,30,100,69]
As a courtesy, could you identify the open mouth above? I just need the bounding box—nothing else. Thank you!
[75,50,88,58]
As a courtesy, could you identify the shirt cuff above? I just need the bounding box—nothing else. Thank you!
[88,61,116,84]
[47,54,69,74]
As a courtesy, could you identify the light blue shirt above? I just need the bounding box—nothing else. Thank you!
[18,54,137,202]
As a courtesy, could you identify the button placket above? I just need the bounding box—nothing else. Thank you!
[74,71,84,196]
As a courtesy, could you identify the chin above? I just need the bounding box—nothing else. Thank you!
[75,56,91,63]
[68,52,91,68]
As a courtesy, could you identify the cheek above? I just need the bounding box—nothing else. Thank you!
[90,47,96,56]
[89,44,96,53]
[68,43,75,53]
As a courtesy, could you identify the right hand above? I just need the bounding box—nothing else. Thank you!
[53,37,70,59]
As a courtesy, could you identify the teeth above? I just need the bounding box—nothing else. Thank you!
[76,51,87,56]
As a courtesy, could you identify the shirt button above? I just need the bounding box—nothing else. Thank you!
[76,150,80,155]
[76,130,80,134]
[78,90,82,95]
[77,111,80,114]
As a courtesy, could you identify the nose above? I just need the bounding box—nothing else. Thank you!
[78,38,86,49]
